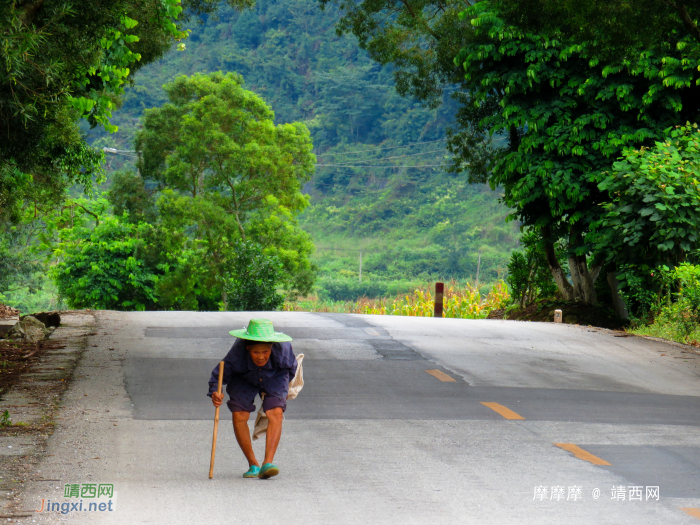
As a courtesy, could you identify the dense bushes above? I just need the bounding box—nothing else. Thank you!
[506,231,560,308]
[222,240,285,311]
[52,218,160,311]
[632,264,700,344]
[316,279,421,302]
[52,215,288,312]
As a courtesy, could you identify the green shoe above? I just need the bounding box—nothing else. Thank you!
[258,463,279,479]
[243,465,261,478]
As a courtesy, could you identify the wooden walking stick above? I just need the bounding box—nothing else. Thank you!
[209,361,225,479]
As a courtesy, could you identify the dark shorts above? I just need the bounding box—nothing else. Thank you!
[225,376,288,413]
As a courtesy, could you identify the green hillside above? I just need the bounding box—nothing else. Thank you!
[88,0,519,298]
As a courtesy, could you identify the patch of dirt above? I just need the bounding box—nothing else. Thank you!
[0,339,67,396]
[488,299,629,330]
[0,311,94,519]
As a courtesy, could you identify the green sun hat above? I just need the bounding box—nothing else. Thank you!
[229,318,292,343]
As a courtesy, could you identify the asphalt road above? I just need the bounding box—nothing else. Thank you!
[22,311,700,524]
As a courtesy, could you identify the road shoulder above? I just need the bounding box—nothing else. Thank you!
[0,312,95,520]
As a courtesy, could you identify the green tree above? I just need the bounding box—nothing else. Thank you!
[2,2,174,223]
[52,216,161,310]
[507,230,559,308]
[0,0,252,226]
[107,169,158,223]
[453,2,700,304]
[0,231,39,298]
[222,240,285,311]
[314,0,700,307]
[135,72,318,300]
[592,124,700,280]
[492,0,700,58]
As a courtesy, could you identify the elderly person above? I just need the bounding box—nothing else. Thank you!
[208,319,296,479]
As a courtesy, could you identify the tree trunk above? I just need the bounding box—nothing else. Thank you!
[589,262,603,284]
[524,262,536,308]
[568,256,584,302]
[567,228,598,305]
[508,125,521,151]
[575,255,598,305]
[607,272,629,320]
[674,2,700,45]
[543,237,574,301]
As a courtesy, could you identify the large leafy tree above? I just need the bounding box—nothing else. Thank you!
[453,2,700,304]
[0,0,251,223]
[492,0,700,58]
[135,72,317,301]
[324,0,700,304]
[593,124,700,273]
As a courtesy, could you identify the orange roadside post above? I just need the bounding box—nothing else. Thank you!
[434,282,444,318]
[209,361,225,479]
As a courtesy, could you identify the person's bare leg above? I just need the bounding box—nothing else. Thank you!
[263,407,283,465]
[232,411,258,467]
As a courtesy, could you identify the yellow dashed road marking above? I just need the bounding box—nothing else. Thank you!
[480,402,525,420]
[364,328,380,336]
[681,508,700,520]
[553,443,611,465]
[425,369,457,382]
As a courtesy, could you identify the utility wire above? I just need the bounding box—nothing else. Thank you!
[315,246,364,251]
[103,146,449,166]
[317,149,445,164]
[108,140,447,158]
[314,138,447,157]
[316,163,449,168]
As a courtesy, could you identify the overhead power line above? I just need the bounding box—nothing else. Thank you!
[102,146,449,167]
[317,149,445,164]
[107,139,448,158]
[316,163,449,168]
[314,138,447,157]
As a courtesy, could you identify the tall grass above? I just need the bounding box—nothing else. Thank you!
[632,301,700,347]
[629,263,700,347]
[285,280,510,319]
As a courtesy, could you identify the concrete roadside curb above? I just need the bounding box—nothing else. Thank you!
[631,334,700,356]
[16,311,132,523]
[0,311,95,520]
[546,322,700,357]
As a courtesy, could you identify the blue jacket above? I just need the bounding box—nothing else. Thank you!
[207,338,297,399]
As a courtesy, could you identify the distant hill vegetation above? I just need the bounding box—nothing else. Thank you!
[89,0,520,297]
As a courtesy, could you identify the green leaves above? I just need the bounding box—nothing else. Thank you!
[221,240,285,311]
[154,0,188,40]
[70,16,145,133]
[455,2,700,264]
[52,217,160,311]
[0,0,201,231]
[592,124,700,269]
[134,72,317,300]
[121,15,139,29]
[506,228,560,306]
